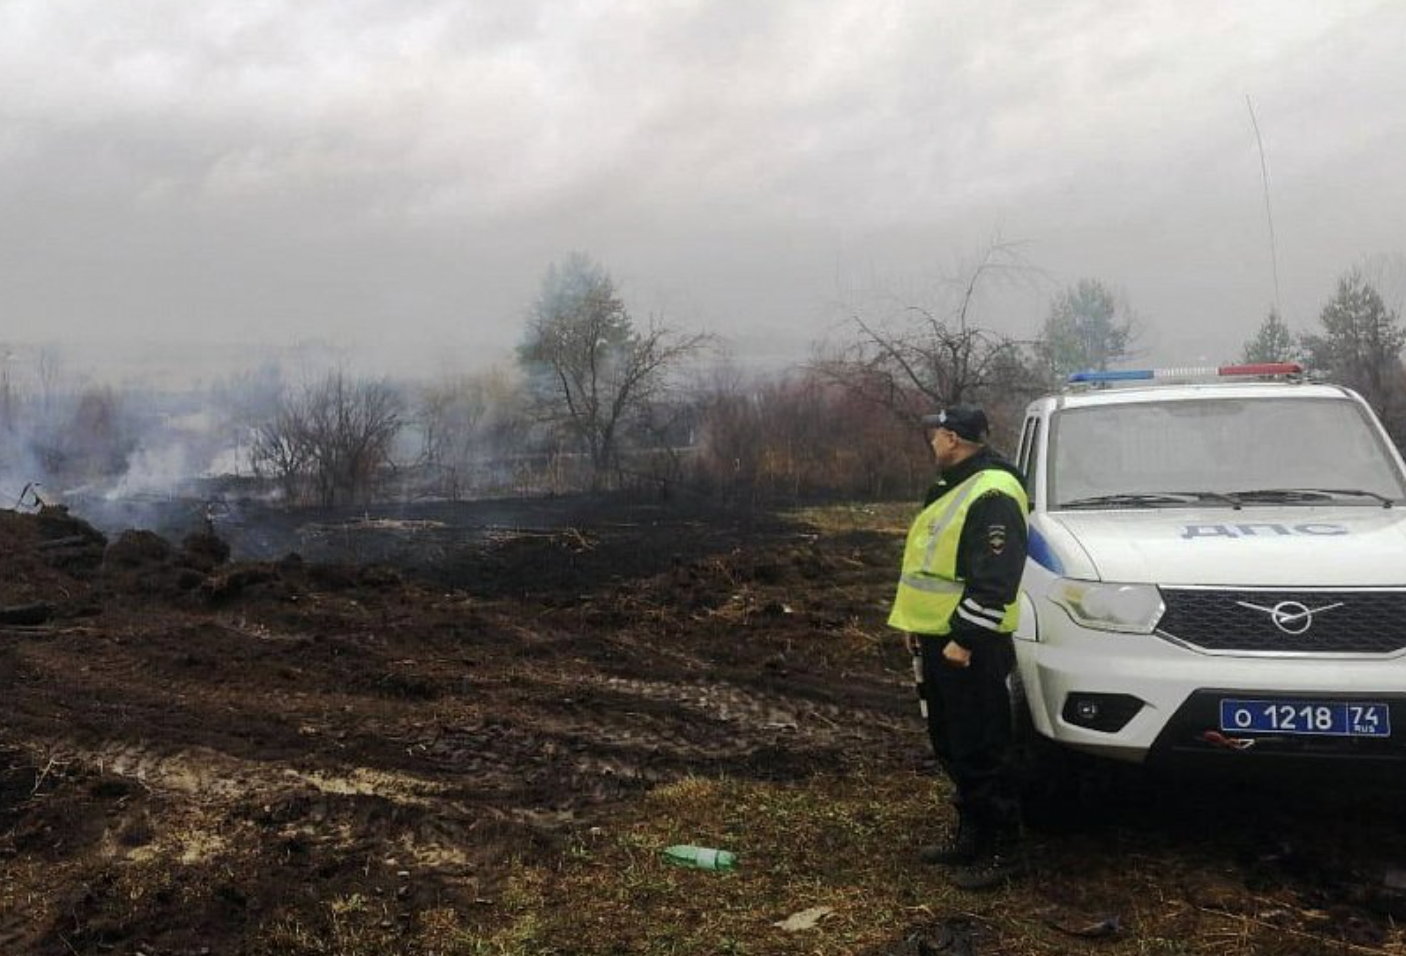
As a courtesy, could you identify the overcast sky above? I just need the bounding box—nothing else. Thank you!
[3,0,1404,382]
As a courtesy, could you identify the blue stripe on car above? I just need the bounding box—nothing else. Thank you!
[1028,527,1064,574]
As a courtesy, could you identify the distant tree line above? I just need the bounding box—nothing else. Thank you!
[2,253,1403,509]
[1241,266,1406,443]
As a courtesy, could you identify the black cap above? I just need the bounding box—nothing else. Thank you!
[921,406,989,443]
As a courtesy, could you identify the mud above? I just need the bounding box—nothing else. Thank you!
[0,497,912,954]
[3,497,1405,955]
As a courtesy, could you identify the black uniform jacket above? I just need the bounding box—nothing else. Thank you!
[921,449,1030,649]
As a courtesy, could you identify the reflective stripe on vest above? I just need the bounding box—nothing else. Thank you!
[921,477,986,571]
[887,468,1029,636]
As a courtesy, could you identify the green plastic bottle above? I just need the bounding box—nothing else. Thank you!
[662,844,737,871]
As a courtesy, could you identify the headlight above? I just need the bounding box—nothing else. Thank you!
[1050,579,1165,634]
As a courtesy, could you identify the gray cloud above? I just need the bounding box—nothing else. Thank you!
[1,0,1402,378]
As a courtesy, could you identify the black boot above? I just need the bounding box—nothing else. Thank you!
[918,812,980,866]
[950,829,1026,890]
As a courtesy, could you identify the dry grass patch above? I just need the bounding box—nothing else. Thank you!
[457,771,1406,956]
[786,502,916,537]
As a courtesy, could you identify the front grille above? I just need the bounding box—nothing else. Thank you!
[1158,588,1406,655]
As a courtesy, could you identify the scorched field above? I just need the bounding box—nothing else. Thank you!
[1,496,1403,956]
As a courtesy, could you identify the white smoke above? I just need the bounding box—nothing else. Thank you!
[103,442,194,500]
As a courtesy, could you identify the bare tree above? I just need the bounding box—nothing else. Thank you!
[250,400,314,502]
[816,239,1045,449]
[251,371,404,506]
[308,373,404,506]
[518,253,710,489]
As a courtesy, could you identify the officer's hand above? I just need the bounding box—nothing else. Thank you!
[942,640,972,668]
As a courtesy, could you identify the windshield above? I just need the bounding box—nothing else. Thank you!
[1049,397,1406,509]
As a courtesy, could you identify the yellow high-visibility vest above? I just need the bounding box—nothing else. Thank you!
[888,468,1029,636]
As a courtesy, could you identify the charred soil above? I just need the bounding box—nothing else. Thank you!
[0,498,912,954]
[1,498,1404,955]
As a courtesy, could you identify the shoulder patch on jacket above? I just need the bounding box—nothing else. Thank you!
[986,524,1008,555]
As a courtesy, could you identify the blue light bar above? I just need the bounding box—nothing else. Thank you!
[1067,363,1305,386]
[1067,369,1155,383]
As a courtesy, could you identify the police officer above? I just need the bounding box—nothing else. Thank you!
[889,405,1030,890]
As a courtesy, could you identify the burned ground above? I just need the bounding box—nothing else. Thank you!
[0,498,910,954]
[1,498,1404,955]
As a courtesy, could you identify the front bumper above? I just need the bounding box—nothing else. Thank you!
[1018,612,1406,765]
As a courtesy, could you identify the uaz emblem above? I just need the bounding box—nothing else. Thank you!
[1235,599,1344,635]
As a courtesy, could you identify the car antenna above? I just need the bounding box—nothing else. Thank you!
[1246,93,1282,318]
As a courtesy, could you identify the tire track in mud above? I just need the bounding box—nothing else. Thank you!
[21,661,869,824]
[588,675,910,744]
[15,622,379,704]
[9,664,915,929]
[38,739,452,806]
[9,630,413,770]
[397,672,914,801]
[15,616,910,798]
[18,633,913,831]
[30,738,589,862]
[546,674,910,769]
[13,737,559,907]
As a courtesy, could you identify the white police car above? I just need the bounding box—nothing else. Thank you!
[1011,363,1406,778]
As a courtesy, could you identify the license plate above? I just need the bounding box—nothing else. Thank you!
[1219,698,1391,737]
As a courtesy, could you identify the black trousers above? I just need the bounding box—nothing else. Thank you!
[917,633,1019,832]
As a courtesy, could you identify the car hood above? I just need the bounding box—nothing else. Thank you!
[1043,506,1406,586]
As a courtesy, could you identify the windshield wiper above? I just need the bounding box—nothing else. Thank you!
[1230,487,1397,508]
[1168,490,1244,508]
[1060,492,1235,510]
